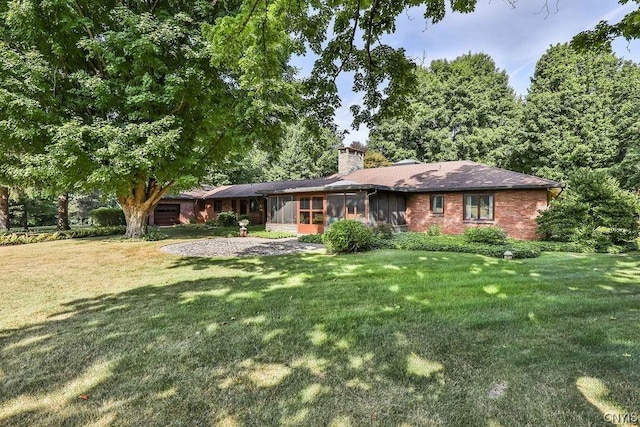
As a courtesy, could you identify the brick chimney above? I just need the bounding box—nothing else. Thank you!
[338,146,365,175]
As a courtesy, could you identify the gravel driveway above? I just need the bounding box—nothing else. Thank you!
[159,237,325,257]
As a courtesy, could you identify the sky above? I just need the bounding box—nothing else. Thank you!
[293,0,640,146]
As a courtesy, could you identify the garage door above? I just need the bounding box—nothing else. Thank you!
[154,204,180,226]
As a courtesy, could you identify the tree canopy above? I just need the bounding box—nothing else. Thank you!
[572,0,640,50]
[206,122,341,185]
[1,1,300,236]
[368,52,520,164]
[506,43,640,183]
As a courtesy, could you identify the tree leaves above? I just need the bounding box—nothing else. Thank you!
[368,53,519,164]
[511,44,637,182]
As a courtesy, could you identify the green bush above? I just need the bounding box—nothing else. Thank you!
[372,223,394,239]
[89,207,126,226]
[537,169,640,252]
[250,230,297,239]
[65,226,127,238]
[323,220,374,254]
[390,233,539,259]
[298,234,323,244]
[216,211,237,227]
[142,230,169,241]
[464,226,507,244]
[0,226,127,246]
[526,240,588,253]
[426,224,442,236]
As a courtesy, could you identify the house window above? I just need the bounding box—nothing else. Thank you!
[299,196,324,225]
[213,200,223,212]
[239,200,248,215]
[249,199,260,212]
[431,195,444,215]
[464,194,494,220]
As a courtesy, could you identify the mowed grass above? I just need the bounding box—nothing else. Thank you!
[1,235,639,426]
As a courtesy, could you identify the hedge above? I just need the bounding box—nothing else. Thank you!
[390,233,540,258]
[464,226,507,244]
[0,226,127,246]
[298,234,323,244]
[89,207,126,226]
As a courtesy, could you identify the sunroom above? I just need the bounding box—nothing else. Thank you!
[265,186,407,235]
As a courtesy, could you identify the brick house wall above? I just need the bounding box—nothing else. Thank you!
[178,201,196,224]
[406,189,549,240]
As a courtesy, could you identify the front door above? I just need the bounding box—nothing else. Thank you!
[298,196,324,234]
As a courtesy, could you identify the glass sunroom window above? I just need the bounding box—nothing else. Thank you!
[326,194,345,225]
[300,196,323,225]
[269,196,296,224]
[345,193,365,220]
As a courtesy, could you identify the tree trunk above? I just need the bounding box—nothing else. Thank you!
[121,202,150,238]
[118,178,174,238]
[57,192,70,231]
[22,201,28,231]
[0,186,9,232]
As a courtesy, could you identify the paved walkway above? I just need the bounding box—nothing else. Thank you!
[159,237,325,257]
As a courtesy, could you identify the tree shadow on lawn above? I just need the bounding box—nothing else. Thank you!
[1,252,639,426]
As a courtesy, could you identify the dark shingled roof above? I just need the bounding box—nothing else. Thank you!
[166,160,563,200]
[341,160,563,192]
[175,177,342,199]
[164,184,215,200]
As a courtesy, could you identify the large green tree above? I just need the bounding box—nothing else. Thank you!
[368,53,520,164]
[1,1,301,237]
[611,61,640,191]
[507,44,640,182]
[6,0,521,237]
[205,122,341,185]
[0,41,52,231]
[262,123,341,181]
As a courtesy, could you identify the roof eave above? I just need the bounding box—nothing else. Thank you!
[400,183,565,192]
[261,184,390,194]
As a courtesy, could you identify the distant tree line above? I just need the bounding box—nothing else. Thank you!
[364,45,640,249]
[367,45,640,192]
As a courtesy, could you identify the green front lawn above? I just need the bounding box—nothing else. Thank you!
[1,237,638,426]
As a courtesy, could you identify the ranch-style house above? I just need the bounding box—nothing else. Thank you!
[150,147,564,240]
